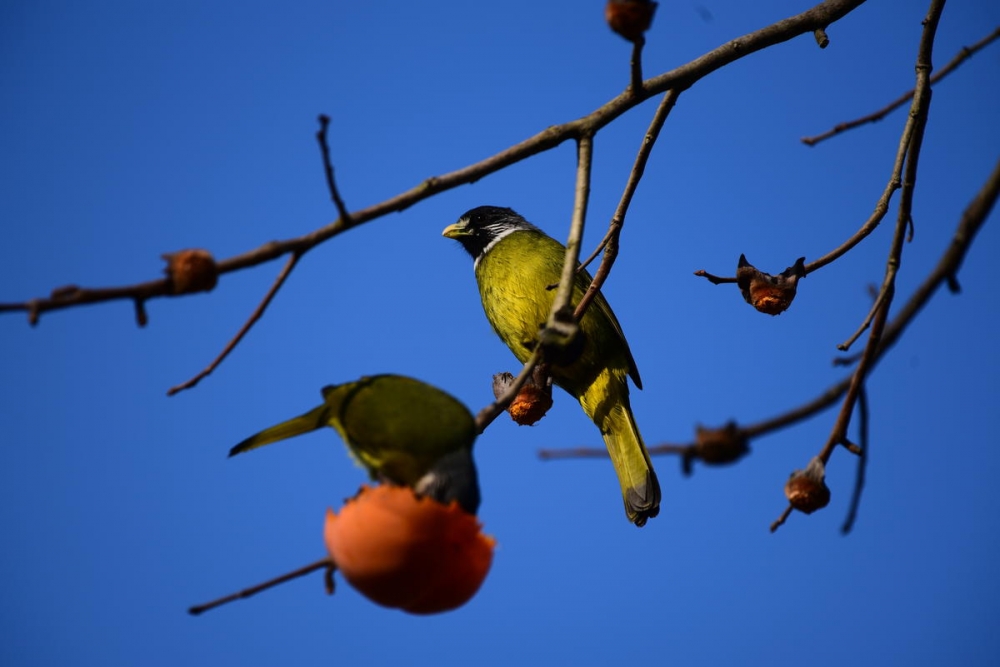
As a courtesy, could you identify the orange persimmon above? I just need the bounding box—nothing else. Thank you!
[324,485,495,614]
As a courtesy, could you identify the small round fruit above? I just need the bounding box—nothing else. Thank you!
[324,485,495,614]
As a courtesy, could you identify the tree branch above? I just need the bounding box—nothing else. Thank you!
[835,0,939,352]
[167,251,303,396]
[2,0,867,327]
[575,88,682,321]
[694,0,950,300]
[188,557,332,616]
[540,147,998,475]
[629,37,646,94]
[316,115,351,223]
[841,386,869,534]
[550,136,594,326]
[768,0,946,533]
[802,25,1000,146]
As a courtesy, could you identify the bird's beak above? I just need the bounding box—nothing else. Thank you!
[442,221,468,239]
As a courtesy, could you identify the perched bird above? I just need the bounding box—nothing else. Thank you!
[229,374,481,514]
[443,206,660,526]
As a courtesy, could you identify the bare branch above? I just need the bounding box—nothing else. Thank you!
[835,0,939,353]
[841,387,869,534]
[698,0,940,290]
[801,101,919,277]
[629,37,646,94]
[875,154,999,354]
[188,557,332,616]
[551,136,594,323]
[541,149,999,470]
[1,0,866,326]
[697,16,996,291]
[316,115,351,223]
[575,88,682,321]
[802,25,1000,146]
[769,505,794,533]
[817,0,943,465]
[167,251,303,396]
[692,269,739,285]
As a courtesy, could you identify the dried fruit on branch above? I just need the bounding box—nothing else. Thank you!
[736,254,806,315]
[605,0,658,43]
[493,370,553,426]
[162,248,218,295]
[784,457,831,515]
[685,422,750,475]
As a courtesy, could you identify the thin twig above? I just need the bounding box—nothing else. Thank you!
[691,269,739,284]
[799,95,918,275]
[540,446,618,460]
[841,386,869,534]
[575,88,682,321]
[316,115,351,223]
[167,251,303,396]
[817,0,944,467]
[695,111,913,285]
[876,154,1000,353]
[629,37,646,94]
[741,377,850,439]
[769,505,794,533]
[697,13,989,289]
[539,442,688,459]
[838,281,893,351]
[819,298,887,464]
[2,0,867,325]
[188,557,332,616]
[802,25,1000,146]
[577,225,615,274]
[836,0,940,352]
[540,150,999,468]
[549,135,594,324]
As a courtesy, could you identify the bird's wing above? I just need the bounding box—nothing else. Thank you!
[576,270,643,391]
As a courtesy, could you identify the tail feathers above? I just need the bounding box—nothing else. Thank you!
[602,405,661,526]
[580,373,661,526]
[228,405,329,457]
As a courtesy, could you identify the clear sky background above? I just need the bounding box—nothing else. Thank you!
[2,2,999,665]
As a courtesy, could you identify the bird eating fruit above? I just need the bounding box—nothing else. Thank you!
[229,374,481,515]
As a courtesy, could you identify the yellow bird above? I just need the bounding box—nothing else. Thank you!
[443,206,660,526]
[229,374,481,514]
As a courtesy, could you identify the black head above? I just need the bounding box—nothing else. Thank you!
[442,206,536,260]
[413,448,482,515]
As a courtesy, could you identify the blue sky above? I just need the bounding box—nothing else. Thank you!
[2,1,999,665]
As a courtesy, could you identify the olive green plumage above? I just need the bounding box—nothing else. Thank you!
[229,374,481,513]
[443,206,660,526]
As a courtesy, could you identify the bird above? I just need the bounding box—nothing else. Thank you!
[443,206,660,526]
[229,374,481,514]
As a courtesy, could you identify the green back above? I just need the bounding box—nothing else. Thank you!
[474,229,641,396]
[322,375,477,485]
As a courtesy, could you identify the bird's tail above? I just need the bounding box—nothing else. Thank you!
[229,405,328,457]
[580,372,660,526]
